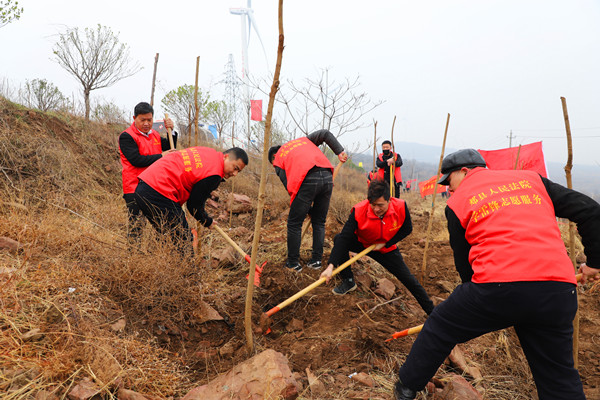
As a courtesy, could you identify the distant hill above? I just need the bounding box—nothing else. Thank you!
[351,141,600,199]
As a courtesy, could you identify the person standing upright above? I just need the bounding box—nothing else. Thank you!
[268,130,348,272]
[376,140,402,198]
[118,102,177,242]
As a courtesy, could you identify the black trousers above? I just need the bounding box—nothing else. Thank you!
[335,234,434,314]
[287,169,333,264]
[398,281,584,400]
[123,192,143,242]
[134,180,193,255]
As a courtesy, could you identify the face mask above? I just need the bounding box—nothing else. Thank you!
[383,149,390,156]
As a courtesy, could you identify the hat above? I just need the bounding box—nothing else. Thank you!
[437,149,486,185]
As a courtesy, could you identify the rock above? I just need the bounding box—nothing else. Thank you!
[35,390,59,400]
[67,378,101,400]
[219,341,236,358]
[0,236,21,253]
[227,193,253,214]
[229,226,251,237]
[110,319,126,332]
[212,247,238,266]
[192,301,224,324]
[21,328,44,342]
[207,199,220,209]
[286,318,304,332]
[437,280,456,293]
[447,346,482,381]
[350,372,375,387]
[181,349,299,400]
[305,367,326,396]
[116,389,149,400]
[374,278,396,300]
[354,271,373,290]
[437,374,482,400]
[0,267,17,277]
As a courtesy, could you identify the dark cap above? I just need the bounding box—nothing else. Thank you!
[437,149,486,185]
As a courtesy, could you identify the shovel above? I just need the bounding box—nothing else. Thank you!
[385,273,586,342]
[214,225,266,287]
[260,244,376,333]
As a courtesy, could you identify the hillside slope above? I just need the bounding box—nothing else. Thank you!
[1,99,599,399]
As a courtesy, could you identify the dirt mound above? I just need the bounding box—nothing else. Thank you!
[1,100,599,399]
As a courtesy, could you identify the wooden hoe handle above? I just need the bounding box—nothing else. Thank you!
[164,113,175,150]
[265,244,376,317]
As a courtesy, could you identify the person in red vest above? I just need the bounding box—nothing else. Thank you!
[366,169,378,186]
[319,180,434,314]
[393,149,600,400]
[134,147,248,254]
[376,140,402,198]
[119,102,177,242]
[268,130,348,271]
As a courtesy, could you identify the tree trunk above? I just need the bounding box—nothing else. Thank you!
[84,88,91,122]
[244,0,285,353]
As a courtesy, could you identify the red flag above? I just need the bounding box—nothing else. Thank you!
[418,175,447,198]
[478,142,547,178]
[250,100,262,121]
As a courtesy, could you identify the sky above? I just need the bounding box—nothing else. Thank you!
[1,0,600,166]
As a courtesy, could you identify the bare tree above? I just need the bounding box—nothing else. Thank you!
[19,79,65,112]
[0,0,22,28]
[278,68,383,139]
[52,24,141,121]
[205,100,232,147]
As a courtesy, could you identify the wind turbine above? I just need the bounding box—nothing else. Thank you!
[230,0,269,148]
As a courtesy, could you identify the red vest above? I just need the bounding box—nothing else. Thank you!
[447,168,576,284]
[139,147,224,205]
[119,123,163,194]
[377,152,402,183]
[353,197,407,253]
[273,137,333,204]
[367,171,377,186]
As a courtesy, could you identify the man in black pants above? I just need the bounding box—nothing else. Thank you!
[319,180,434,315]
[394,149,600,400]
[269,130,347,272]
[135,146,248,255]
[376,140,403,198]
[118,102,177,242]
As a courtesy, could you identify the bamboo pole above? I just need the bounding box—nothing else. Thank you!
[244,0,285,353]
[420,113,450,282]
[194,56,200,146]
[561,96,579,368]
[229,123,235,228]
[150,53,159,106]
[514,144,522,170]
[390,116,396,198]
[372,120,377,172]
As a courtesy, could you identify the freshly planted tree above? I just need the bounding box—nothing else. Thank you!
[0,0,23,28]
[19,79,65,112]
[52,24,141,121]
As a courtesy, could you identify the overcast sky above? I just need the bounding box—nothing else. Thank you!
[2,0,599,166]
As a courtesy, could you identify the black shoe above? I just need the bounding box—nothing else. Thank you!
[307,260,322,270]
[332,278,357,295]
[285,261,302,272]
[393,380,416,400]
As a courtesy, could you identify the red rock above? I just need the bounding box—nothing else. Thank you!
[227,193,253,214]
[67,378,100,400]
[0,236,21,253]
[354,271,373,290]
[437,374,482,400]
[350,372,374,387]
[116,389,150,400]
[374,278,396,300]
[181,349,299,400]
[212,246,238,266]
[305,367,326,396]
[286,318,304,332]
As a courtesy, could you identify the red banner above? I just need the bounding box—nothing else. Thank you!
[478,142,547,178]
[418,175,447,198]
[250,100,263,121]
